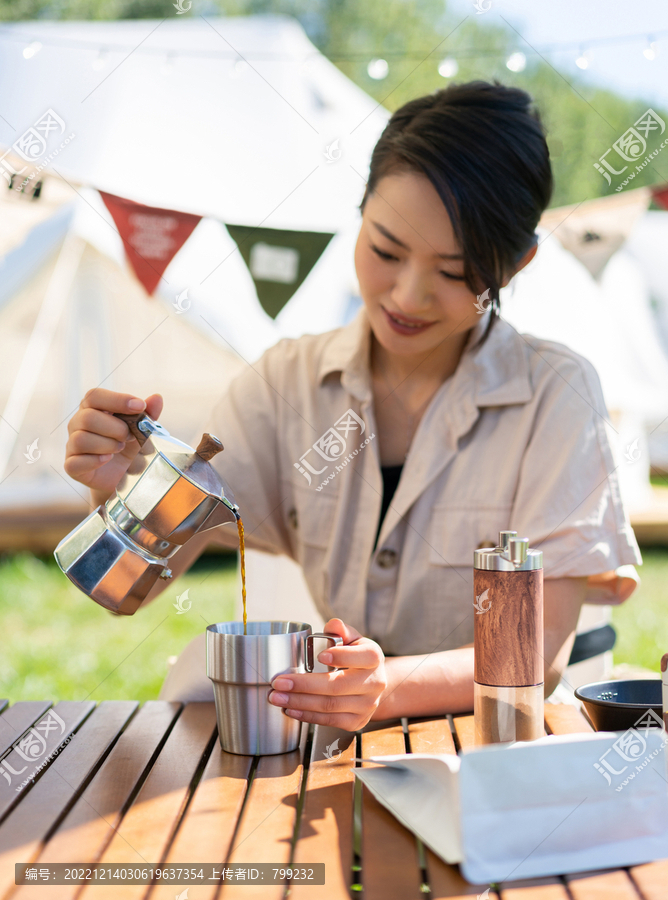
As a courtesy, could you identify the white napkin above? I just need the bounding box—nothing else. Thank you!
[354,730,668,884]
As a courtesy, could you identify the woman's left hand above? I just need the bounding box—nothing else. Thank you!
[268,618,387,731]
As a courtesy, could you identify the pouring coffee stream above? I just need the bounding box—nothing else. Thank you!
[237,518,247,635]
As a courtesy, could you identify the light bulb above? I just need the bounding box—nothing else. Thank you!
[438,57,458,78]
[23,42,42,60]
[367,58,389,80]
[230,57,248,79]
[506,52,526,73]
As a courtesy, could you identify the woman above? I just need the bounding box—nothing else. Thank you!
[64,81,641,731]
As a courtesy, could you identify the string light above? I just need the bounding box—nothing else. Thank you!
[505,51,526,72]
[22,41,42,59]
[6,28,668,68]
[367,58,388,79]
[438,57,458,78]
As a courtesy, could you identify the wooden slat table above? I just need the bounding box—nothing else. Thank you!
[0,700,664,899]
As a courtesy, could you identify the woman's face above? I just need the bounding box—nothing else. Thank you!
[354,170,483,358]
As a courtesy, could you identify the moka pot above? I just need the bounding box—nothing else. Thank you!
[54,412,239,615]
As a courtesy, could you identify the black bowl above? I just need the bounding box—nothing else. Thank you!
[574,679,663,731]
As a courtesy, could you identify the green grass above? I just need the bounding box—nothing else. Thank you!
[0,551,237,702]
[611,547,668,675]
[0,547,667,702]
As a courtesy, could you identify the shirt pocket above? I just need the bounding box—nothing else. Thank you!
[427,506,513,567]
[282,479,339,552]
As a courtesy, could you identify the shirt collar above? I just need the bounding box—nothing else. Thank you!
[316,305,533,407]
[317,306,374,402]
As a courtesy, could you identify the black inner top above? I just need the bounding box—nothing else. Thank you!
[374,464,403,550]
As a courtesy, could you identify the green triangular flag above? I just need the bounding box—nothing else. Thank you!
[225,224,335,319]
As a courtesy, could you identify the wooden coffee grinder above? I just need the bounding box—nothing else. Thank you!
[474,530,544,745]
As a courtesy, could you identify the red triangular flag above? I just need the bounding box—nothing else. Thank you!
[652,184,668,210]
[100,191,201,295]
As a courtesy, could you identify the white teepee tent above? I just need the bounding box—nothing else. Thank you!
[624,210,668,471]
[501,211,668,514]
[0,188,247,547]
[0,15,387,229]
[0,15,389,552]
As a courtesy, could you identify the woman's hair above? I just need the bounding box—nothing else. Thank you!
[359,80,553,344]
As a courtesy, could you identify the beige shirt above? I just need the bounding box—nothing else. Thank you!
[201,307,641,656]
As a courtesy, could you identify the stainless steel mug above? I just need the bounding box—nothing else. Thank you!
[206,621,343,756]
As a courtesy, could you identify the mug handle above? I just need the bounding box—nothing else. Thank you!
[305,632,343,672]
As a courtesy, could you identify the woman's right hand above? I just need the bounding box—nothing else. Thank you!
[65,388,164,500]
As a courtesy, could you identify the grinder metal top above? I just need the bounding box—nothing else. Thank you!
[474,530,543,571]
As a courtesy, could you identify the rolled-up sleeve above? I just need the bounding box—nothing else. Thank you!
[510,343,642,583]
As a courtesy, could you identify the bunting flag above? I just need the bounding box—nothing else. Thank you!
[224,224,335,319]
[539,187,651,279]
[100,191,201,295]
[651,184,668,210]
